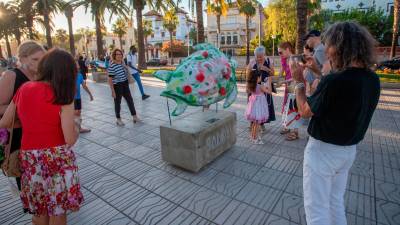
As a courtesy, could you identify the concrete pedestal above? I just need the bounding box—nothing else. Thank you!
[160,111,236,172]
[92,72,108,83]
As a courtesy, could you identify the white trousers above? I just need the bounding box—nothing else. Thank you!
[303,137,356,225]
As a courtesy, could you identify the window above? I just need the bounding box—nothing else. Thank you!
[151,34,154,38]
[233,35,238,45]
[220,36,225,45]
[112,40,115,45]
[227,36,232,45]
[121,40,126,46]
[162,32,165,37]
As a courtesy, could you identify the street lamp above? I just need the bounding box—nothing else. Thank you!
[272,35,276,56]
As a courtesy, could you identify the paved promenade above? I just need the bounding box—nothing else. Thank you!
[1,77,399,225]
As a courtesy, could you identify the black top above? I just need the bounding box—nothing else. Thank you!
[252,58,276,93]
[307,67,380,146]
[78,59,88,79]
[13,68,29,95]
[11,68,29,152]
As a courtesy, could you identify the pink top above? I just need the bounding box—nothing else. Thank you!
[281,56,292,81]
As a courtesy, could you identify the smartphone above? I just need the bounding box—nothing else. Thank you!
[290,54,306,64]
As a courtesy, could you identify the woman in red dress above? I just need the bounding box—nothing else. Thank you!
[0,49,83,225]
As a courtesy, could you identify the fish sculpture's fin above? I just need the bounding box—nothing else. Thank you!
[153,70,173,82]
[223,84,238,108]
[172,99,188,116]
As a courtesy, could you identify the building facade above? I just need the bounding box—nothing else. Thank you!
[76,21,136,59]
[143,8,196,59]
[321,0,394,15]
[206,2,264,57]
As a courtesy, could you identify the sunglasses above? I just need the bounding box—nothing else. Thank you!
[115,53,123,56]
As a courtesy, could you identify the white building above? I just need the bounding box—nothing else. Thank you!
[76,21,136,58]
[321,0,394,15]
[206,2,264,56]
[143,8,196,58]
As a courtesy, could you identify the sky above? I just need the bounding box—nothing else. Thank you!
[4,0,268,33]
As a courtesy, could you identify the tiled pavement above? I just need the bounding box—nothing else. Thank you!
[1,76,400,225]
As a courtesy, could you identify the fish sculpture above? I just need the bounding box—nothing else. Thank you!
[153,43,238,116]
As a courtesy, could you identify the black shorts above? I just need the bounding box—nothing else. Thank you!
[74,99,82,110]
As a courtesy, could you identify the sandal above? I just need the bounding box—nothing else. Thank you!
[280,128,290,135]
[285,132,299,141]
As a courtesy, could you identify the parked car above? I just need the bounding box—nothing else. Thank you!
[146,58,168,66]
[377,57,400,70]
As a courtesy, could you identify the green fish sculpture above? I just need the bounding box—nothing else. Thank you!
[153,43,238,116]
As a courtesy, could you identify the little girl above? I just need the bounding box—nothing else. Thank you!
[245,70,272,144]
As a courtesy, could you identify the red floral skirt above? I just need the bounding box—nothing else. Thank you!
[19,145,84,216]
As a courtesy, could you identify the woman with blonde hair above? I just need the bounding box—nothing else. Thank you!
[0,41,46,210]
[0,49,84,225]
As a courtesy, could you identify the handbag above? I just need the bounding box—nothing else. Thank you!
[1,106,21,177]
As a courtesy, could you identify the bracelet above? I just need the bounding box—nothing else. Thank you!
[295,82,305,91]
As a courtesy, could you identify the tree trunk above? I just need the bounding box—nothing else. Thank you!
[195,0,205,43]
[169,31,174,65]
[43,0,53,48]
[217,14,221,48]
[5,34,12,58]
[66,15,75,56]
[145,38,149,61]
[135,5,147,69]
[245,16,250,65]
[0,45,4,59]
[14,29,22,45]
[119,36,123,50]
[391,0,400,58]
[295,0,308,54]
[94,12,104,58]
[26,11,35,39]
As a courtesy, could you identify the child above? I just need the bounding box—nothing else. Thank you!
[245,70,272,144]
[75,66,94,133]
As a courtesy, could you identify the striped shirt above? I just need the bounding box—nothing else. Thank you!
[107,62,128,84]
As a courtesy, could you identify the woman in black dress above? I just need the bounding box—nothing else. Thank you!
[0,40,46,213]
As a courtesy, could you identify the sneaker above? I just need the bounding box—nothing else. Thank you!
[142,94,150,100]
[116,119,125,126]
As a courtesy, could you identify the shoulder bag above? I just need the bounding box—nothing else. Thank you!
[1,106,21,177]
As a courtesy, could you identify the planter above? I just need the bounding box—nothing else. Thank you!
[92,72,108,83]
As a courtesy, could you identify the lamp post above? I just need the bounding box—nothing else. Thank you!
[272,35,276,56]
[258,3,262,46]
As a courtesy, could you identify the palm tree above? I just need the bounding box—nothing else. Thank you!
[37,0,64,48]
[391,0,400,58]
[295,0,308,53]
[112,17,127,49]
[237,0,256,65]
[7,2,25,45]
[15,0,42,40]
[206,0,229,48]
[77,27,95,56]
[63,3,76,56]
[163,8,178,65]
[130,0,174,69]
[195,0,205,43]
[143,20,154,61]
[55,29,68,44]
[72,0,128,58]
[0,2,14,57]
